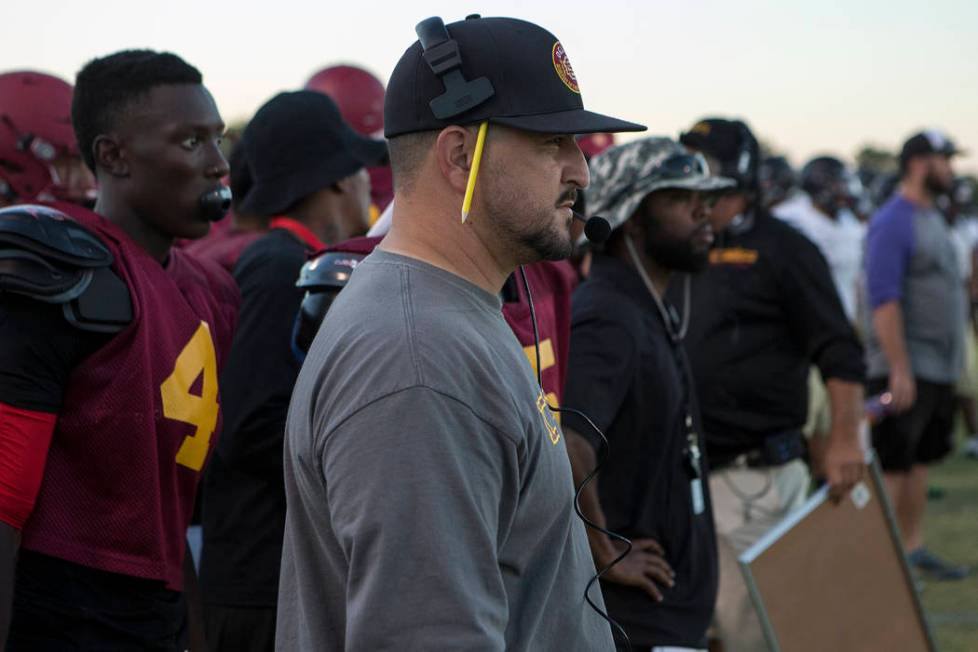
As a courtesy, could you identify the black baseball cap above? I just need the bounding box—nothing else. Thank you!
[679,117,759,188]
[240,91,388,216]
[384,15,646,138]
[899,129,962,169]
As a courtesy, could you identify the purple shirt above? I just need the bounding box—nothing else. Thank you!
[866,195,915,309]
[863,193,964,382]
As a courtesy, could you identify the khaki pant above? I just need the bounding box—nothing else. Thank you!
[804,367,831,439]
[709,459,810,652]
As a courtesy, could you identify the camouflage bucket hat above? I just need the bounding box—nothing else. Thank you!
[587,136,736,233]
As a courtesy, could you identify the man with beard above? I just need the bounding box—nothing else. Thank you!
[562,138,733,651]
[275,15,645,651]
[864,129,969,580]
[677,118,865,652]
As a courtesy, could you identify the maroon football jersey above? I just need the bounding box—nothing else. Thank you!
[368,165,393,214]
[328,237,576,406]
[185,224,265,273]
[502,261,577,407]
[21,203,239,590]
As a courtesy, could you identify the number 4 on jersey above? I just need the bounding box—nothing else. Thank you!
[161,321,219,471]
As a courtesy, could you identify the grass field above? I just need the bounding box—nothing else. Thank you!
[919,444,978,651]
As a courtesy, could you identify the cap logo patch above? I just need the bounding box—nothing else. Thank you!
[552,42,580,94]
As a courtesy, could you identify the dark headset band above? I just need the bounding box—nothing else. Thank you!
[414,16,495,120]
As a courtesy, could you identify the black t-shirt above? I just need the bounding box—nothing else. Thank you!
[677,212,866,466]
[0,294,109,412]
[562,255,718,649]
[199,228,309,607]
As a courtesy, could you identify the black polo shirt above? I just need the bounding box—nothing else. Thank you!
[677,212,865,467]
[562,255,718,649]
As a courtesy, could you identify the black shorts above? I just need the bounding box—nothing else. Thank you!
[868,377,955,472]
[7,550,186,651]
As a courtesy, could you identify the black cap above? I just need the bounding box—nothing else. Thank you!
[899,129,962,169]
[384,16,646,138]
[679,117,759,188]
[240,91,388,216]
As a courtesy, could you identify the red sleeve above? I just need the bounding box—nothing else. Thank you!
[0,402,57,530]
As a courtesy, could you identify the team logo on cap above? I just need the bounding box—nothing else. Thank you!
[552,42,580,94]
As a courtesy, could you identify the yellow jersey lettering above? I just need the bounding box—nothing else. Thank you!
[161,322,220,471]
[710,247,759,266]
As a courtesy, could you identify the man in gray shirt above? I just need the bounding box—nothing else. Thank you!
[276,15,645,650]
[864,129,968,580]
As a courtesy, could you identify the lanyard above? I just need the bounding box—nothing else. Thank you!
[623,234,705,513]
[269,216,325,251]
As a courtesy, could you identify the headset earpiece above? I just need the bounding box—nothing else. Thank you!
[415,16,495,120]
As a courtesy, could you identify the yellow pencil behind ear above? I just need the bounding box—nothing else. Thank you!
[461,121,489,224]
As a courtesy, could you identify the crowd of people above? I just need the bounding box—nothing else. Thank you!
[0,13,975,652]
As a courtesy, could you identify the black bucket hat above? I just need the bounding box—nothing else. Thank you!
[384,15,646,138]
[240,90,388,216]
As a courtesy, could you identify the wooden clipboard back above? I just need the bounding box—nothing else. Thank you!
[739,457,936,652]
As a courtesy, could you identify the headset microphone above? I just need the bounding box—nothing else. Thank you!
[199,186,232,222]
[572,211,611,244]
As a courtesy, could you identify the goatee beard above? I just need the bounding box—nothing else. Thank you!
[521,221,574,262]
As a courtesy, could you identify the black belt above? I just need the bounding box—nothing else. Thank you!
[716,430,806,470]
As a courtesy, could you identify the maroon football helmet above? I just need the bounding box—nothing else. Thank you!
[0,71,95,205]
[304,64,385,137]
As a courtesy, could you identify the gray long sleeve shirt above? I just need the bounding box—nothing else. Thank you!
[276,250,613,651]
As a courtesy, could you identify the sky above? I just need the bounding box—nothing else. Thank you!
[7,0,978,173]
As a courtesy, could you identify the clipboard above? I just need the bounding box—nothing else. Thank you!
[738,455,936,652]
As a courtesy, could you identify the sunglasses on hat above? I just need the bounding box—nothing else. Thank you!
[653,152,712,180]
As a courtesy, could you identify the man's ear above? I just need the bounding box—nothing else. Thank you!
[434,125,476,195]
[92,135,128,178]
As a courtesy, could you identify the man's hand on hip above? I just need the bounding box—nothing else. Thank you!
[598,537,674,602]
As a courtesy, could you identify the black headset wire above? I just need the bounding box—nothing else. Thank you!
[518,265,633,651]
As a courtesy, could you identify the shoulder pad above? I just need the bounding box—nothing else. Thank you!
[0,204,111,302]
[0,204,112,267]
[0,204,131,333]
[62,265,132,333]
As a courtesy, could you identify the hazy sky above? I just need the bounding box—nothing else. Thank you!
[8,0,978,172]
